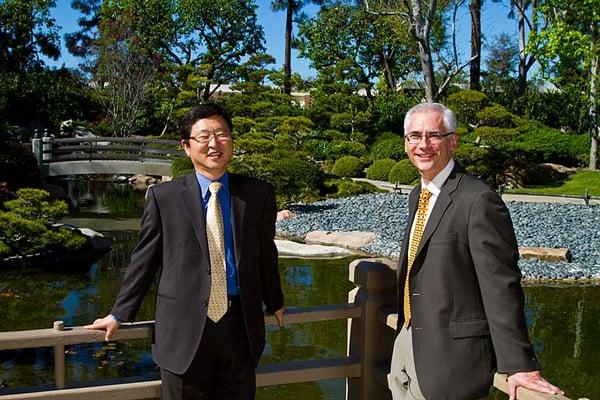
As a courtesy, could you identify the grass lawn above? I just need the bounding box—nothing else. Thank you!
[509,170,600,197]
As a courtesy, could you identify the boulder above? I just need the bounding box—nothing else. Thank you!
[128,174,157,191]
[519,247,572,262]
[305,230,379,250]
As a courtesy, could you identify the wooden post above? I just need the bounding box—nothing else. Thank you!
[347,258,397,400]
[53,321,65,390]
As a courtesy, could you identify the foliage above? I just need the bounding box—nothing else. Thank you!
[267,158,324,207]
[0,0,60,74]
[302,139,329,161]
[388,159,419,184]
[476,105,517,128]
[325,140,367,160]
[0,189,86,257]
[325,178,381,198]
[171,156,194,177]
[0,140,42,190]
[499,121,589,167]
[331,155,363,178]
[373,92,416,133]
[484,33,519,87]
[453,143,498,184]
[369,134,405,161]
[446,90,489,125]
[366,158,397,181]
[472,126,519,146]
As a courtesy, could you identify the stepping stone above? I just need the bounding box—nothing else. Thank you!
[305,231,379,250]
[519,247,572,262]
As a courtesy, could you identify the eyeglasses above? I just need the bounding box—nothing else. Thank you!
[404,131,454,144]
[188,131,232,144]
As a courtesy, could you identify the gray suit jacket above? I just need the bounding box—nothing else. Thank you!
[396,163,539,399]
[111,173,283,374]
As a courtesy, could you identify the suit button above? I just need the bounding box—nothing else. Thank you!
[201,298,208,307]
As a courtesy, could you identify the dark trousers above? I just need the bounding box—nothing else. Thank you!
[160,298,256,400]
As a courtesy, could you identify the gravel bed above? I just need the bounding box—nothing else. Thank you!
[276,193,600,281]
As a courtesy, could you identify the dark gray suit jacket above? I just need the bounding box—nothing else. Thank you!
[111,173,283,374]
[396,163,539,399]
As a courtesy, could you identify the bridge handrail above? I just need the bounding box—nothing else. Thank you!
[51,137,181,146]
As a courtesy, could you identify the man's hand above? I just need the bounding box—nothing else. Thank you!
[273,307,286,328]
[507,371,564,400]
[85,315,121,341]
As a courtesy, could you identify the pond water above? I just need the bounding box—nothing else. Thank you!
[0,179,598,399]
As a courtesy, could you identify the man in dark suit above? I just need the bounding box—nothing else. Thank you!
[387,103,562,400]
[87,103,285,400]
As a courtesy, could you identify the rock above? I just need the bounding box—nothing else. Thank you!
[128,174,157,191]
[541,163,578,174]
[519,247,572,262]
[275,239,355,258]
[305,230,379,250]
[277,209,295,222]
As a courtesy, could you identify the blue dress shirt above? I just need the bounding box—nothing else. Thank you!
[196,172,239,296]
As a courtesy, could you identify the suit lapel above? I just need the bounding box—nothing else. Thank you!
[412,165,463,271]
[180,174,209,256]
[399,187,419,275]
[229,174,246,266]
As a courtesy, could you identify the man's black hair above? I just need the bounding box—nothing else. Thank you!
[180,103,233,140]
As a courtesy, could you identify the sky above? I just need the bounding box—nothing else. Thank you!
[46,0,519,79]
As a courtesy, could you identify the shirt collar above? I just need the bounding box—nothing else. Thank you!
[196,172,229,200]
[421,159,454,196]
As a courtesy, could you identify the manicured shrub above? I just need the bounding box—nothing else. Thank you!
[388,159,419,184]
[326,140,367,160]
[476,105,516,128]
[326,178,380,198]
[473,126,519,146]
[269,159,324,206]
[366,158,397,181]
[369,134,405,160]
[302,139,329,160]
[332,156,363,178]
[0,140,42,190]
[446,90,489,125]
[453,143,498,184]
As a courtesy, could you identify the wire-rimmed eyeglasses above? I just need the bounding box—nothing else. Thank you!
[404,131,454,145]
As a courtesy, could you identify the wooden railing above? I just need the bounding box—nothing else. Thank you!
[0,259,577,400]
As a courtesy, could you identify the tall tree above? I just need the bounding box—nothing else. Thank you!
[271,0,324,95]
[298,4,417,103]
[484,33,518,86]
[65,0,101,58]
[173,0,266,99]
[0,0,60,73]
[530,0,599,169]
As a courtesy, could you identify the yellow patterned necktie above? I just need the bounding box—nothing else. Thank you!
[206,181,228,322]
[403,188,432,327]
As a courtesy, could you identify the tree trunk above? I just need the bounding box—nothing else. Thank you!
[418,39,437,101]
[283,0,294,95]
[516,0,528,94]
[589,53,598,170]
[469,0,481,91]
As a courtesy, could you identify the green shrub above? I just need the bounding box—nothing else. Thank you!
[521,164,568,185]
[473,126,519,146]
[366,158,397,181]
[268,159,324,206]
[0,140,42,190]
[326,140,367,160]
[388,159,419,184]
[446,90,489,125]
[369,134,405,160]
[325,178,381,198]
[231,116,256,134]
[171,156,194,177]
[476,105,516,128]
[453,143,498,184]
[500,121,589,167]
[332,156,363,178]
[302,139,329,160]
[373,92,416,133]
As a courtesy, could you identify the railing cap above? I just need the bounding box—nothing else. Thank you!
[349,258,397,292]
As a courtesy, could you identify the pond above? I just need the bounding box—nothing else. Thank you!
[0,178,598,399]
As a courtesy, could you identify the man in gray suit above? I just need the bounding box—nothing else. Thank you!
[87,103,285,400]
[388,103,563,400]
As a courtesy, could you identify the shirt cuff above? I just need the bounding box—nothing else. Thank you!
[110,314,124,323]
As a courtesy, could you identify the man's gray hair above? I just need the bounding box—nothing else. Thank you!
[403,103,457,134]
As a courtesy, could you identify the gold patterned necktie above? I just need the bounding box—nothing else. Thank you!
[206,181,228,322]
[403,188,432,328]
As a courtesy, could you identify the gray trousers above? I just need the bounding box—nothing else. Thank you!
[388,326,426,400]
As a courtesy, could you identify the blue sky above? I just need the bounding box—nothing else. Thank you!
[47,0,517,79]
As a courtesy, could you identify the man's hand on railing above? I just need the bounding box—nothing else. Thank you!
[85,314,122,341]
[273,307,286,328]
[507,371,564,400]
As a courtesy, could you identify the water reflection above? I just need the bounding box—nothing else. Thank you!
[1,180,599,399]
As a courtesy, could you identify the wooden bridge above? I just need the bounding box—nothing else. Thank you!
[31,136,184,177]
[0,259,574,400]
